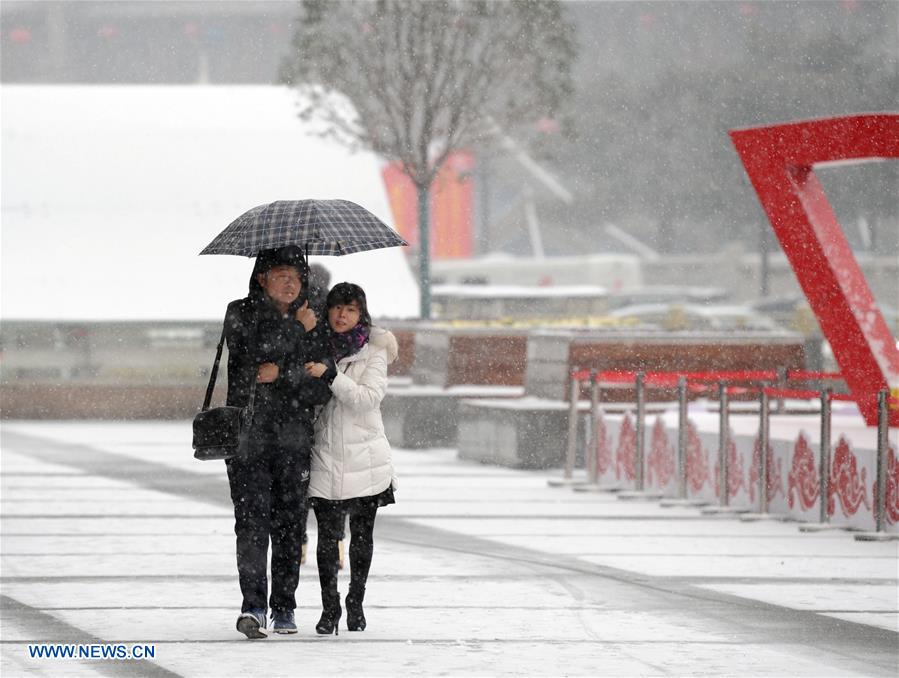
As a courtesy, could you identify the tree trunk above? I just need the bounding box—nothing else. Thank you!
[417,183,431,319]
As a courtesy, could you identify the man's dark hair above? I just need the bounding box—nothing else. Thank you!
[254,245,308,278]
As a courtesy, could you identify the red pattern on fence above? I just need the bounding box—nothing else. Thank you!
[647,417,676,487]
[828,436,870,518]
[749,437,783,503]
[713,435,746,499]
[594,412,612,477]
[685,420,709,493]
[616,414,636,481]
[874,444,899,525]
[787,433,819,511]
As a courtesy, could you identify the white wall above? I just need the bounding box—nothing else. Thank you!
[431,253,642,290]
[1,85,418,321]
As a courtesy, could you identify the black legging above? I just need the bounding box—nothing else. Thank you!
[313,501,377,596]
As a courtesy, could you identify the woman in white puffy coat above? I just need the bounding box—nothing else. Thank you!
[304,282,397,636]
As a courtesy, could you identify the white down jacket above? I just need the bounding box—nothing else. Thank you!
[308,327,398,501]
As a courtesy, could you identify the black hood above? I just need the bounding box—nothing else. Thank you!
[249,246,310,312]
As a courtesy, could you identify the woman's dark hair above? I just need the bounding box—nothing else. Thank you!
[326,282,372,328]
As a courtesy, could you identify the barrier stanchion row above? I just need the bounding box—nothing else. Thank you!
[552,367,896,540]
[856,388,899,542]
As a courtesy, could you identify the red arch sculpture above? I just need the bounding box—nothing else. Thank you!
[729,114,899,427]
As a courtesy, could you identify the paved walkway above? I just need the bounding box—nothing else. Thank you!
[1,421,897,677]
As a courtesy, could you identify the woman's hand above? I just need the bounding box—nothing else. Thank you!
[295,301,317,332]
[257,362,279,383]
[304,361,327,379]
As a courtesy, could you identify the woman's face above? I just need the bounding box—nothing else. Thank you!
[329,300,362,333]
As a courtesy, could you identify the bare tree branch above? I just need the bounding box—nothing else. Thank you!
[283,0,575,190]
[280,0,576,317]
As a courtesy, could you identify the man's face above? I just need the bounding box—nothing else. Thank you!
[258,265,302,308]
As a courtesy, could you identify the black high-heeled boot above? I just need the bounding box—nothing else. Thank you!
[345,586,366,631]
[315,593,342,636]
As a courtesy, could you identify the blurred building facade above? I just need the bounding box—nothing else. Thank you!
[1,1,296,84]
[2,1,895,423]
[3,0,897,265]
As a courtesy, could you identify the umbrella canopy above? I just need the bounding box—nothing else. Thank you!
[200,199,408,257]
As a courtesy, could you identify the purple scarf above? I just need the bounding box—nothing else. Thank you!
[330,323,370,364]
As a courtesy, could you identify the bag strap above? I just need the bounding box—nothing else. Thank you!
[201,311,259,413]
[201,326,226,412]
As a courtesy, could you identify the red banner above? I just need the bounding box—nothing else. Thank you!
[381,152,474,260]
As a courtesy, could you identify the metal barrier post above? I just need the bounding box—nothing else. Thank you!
[775,367,787,414]
[758,386,770,515]
[800,387,848,532]
[677,376,688,500]
[619,370,663,500]
[661,375,707,507]
[855,388,899,540]
[704,379,752,515]
[875,388,889,532]
[718,380,729,507]
[577,373,626,495]
[818,388,832,525]
[634,371,646,492]
[588,370,600,485]
[565,372,580,480]
[740,384,787,522]
[549,371,583,488]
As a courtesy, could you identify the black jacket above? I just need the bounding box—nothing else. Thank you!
[225,288,331,449]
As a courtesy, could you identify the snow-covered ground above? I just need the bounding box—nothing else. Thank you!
[1,421,896,677]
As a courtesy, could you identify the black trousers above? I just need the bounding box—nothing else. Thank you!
[313,501,377,599]
[225,439,310,612]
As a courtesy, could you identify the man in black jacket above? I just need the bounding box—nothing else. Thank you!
[224,245,331,638]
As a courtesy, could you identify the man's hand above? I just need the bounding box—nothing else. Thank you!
[257,362,279,383]
[295,301,317,332]
[304,362,327,379]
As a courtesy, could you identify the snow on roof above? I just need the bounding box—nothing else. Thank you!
[432,284,608,298]
[1,85,418,321]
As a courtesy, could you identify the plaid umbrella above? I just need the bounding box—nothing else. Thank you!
[200,199,408,257]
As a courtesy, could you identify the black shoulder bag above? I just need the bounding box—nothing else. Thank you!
[192,322,257,461]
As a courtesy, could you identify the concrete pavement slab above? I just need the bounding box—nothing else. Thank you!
[1,421,897,677]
